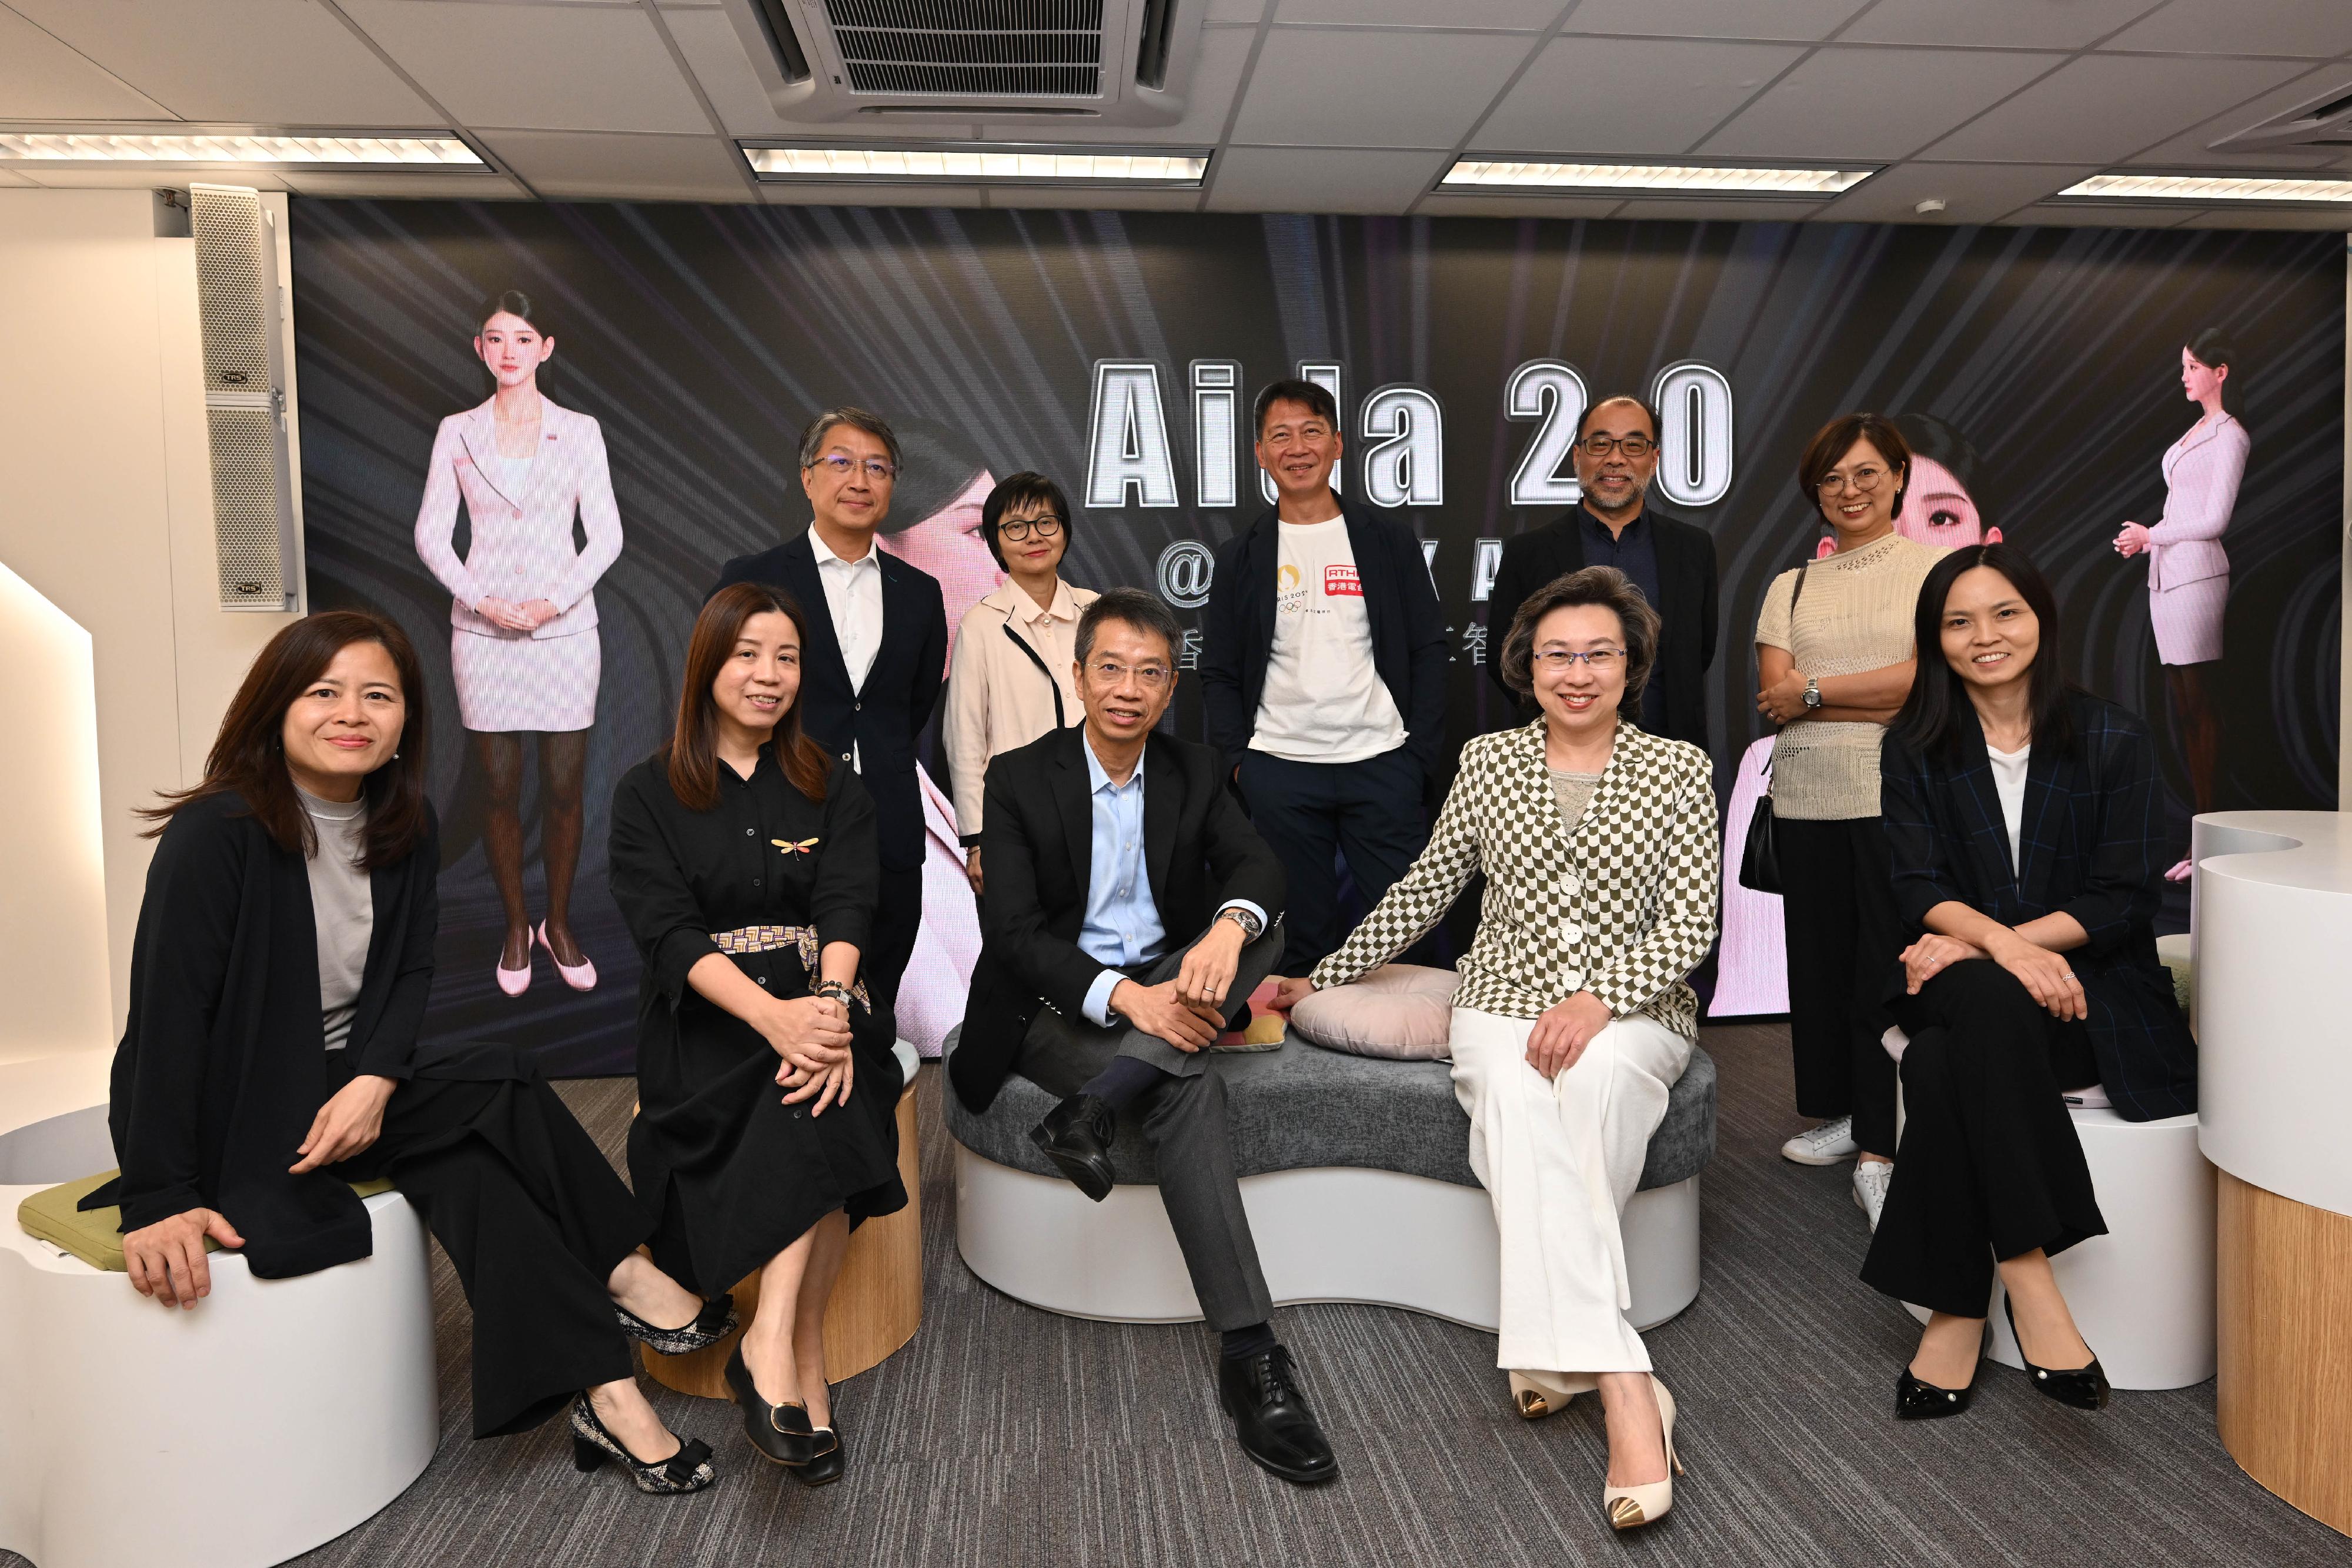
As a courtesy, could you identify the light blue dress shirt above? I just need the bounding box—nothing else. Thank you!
[1075,738,1266,1027]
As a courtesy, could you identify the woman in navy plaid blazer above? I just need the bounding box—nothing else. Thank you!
[1864,544,2194,1422]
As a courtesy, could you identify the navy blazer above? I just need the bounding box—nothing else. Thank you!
[948,725,1285,1111]
[1879,690,2196,1122]
[1198,496,1449,807]
[711,535,947,875]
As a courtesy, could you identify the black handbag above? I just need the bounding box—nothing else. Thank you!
[1738,563,1811,895]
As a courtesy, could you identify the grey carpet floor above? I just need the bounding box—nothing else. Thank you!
[19,1024,2346,1567]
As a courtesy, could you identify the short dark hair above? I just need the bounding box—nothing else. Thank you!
[1798,412,1913,519]
[980,472,1074,570]
[1076,586,1181,667]
[798,406,903,474]
[1252,378,1339,439]
[1575,394,1662,444]
[1498,566,1661,720]
[1890,543,2075,765]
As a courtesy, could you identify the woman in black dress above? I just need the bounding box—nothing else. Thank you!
[1869,544,2196,1419]
[612,581,907,1485]
[101,611,731,1496]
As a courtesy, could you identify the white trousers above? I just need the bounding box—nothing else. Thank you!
[1449,1006,1693,1375]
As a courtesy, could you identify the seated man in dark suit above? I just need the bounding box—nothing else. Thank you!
[948,587,1336,1487]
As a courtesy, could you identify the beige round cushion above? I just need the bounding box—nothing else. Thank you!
[1288,963,1460,1059]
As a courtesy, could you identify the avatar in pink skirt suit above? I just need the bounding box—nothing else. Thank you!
[414,292,623,992]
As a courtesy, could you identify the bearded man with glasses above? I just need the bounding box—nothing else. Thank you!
[948,587,1339,1487]
[1486,394,1720,751]
[711,406,950,1021]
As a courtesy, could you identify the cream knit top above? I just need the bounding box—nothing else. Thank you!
[1754,531,1946,821]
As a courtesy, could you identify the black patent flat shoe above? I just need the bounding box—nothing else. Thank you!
[568,1395,716,1495]
[617,1291,738,1356]
[1895,1366,1976,1420]
[793,1390,846,1487]
[2004,1296,2111,1411]
[724,1345,817,1465]
[1030,1093,1117,1202]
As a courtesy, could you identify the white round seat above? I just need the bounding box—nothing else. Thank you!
[1,1062,437,1568]
[1907,1106,2215,1390]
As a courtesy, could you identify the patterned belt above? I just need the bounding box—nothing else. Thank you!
[709,924,870,1012]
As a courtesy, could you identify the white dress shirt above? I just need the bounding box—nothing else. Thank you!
[810,527,884,771]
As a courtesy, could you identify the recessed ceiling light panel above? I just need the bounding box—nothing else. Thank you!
[2054,172,2352,204]
[741,143,1210,186]
[1442,160,1874,198]
[0,130,484,167]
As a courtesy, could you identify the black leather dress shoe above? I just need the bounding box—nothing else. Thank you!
[1218,1345,1339,1485]
[1030,1094,1117,1202]
[724,1345,817,1466]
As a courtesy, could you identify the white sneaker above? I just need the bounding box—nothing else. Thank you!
[1780,1115,1857,1166]
[1853,1160,1895,1231]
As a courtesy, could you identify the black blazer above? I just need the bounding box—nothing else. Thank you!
[1198,496,1449,806]
[1484,506,1719,752]
[90,793,520,1277]
[711,535,948,875]
[1879,690,2196,1122]
[948,726,1286,1111]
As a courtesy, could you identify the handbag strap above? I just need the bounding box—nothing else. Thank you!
[1000,618,1065,730]
[1759,561,1815,791]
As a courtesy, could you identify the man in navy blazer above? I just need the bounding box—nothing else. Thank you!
[1198,379,1448,975]
[710,407,948,1017]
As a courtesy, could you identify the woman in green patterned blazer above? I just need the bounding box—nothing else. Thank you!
[1276,566,1718,1532]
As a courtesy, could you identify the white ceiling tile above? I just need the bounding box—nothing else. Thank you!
[1207,0,1268,20]
[1615,196,1821,220]
[1473,37,1805,155]
[277,170,530,198]
[1841,0,2156,49]
[1274,0,1566,29]
[2104,0,2352,58]
[0,168,39,186]
[2125,66,2352,166]
[1415,192,1623,218]
[1563,0,1870,42]
[1205,145,1451,212]
[981,187,1205,210]
[340,1,712,133]
[0,7,175,118]
[8,0,440,126]
[1702,46,2063,161]
[2008,202,2191,227]
[759,184,985,207]
[477,129,752,199]
[1815,161,2100,222]
[1230,29,1535,148]
[1925,54,2312,162]
[2170,204,2352,228]
[978,26,1255,142]
[662,6,801,136]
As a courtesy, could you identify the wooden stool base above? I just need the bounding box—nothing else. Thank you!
[641,1080,923,1397]
[2216,1170,2352,1536]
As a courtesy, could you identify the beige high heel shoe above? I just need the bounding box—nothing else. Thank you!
[1508,1369,1597,1420]
[1602,1376,1683,1532]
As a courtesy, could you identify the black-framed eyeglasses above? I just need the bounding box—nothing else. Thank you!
[1579,434,1655,459]
[998,515,1064,542]
[813,454,897,482]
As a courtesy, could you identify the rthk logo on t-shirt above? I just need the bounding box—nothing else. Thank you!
[1323,564,1363,597]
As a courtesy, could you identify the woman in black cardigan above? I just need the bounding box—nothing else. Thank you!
[99,611,731,1494]
[1868,544,2196,1420]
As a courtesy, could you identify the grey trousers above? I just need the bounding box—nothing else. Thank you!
[1016,924,1285,1331]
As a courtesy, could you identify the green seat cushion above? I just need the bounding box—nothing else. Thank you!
[2160,955,2193,1015]
[16,1170,395,1273]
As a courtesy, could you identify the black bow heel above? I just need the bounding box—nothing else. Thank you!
[617,1291,739,1356]
[2003,1295,2110,1410]
[568,1395,716,1495]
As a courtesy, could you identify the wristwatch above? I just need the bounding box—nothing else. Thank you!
[1801,676,1823,710]
[1217,905,1265,940]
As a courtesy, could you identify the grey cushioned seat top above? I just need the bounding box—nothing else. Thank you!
[944,1030,1716,1192]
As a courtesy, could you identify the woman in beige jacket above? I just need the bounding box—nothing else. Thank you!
[940,472,1096,895]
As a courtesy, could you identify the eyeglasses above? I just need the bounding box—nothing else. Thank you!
[1532,648,1625,671]
[1818,464,1890,495]
[1578,434,1655,459]
[812,454,897,482]
[1087,659,1172,689]
[998,515,1064,542]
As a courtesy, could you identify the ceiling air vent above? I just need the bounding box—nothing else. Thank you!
[721,0,1203,125]
[2207,82,2352,153]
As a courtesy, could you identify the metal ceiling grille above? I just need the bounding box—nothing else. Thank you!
[823,0,1105,97]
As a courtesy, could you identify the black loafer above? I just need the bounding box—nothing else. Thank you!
[724,1345,817,1465]
[1218,1345,1339,1485]
[1030,1093,1117,1202]
[794,1393,846,1487]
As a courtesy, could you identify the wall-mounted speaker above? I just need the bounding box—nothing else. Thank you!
[189,183,299,613]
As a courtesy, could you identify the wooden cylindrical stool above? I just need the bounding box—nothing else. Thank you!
[642,1079,923,1395]
[2216,1170,2352,1536]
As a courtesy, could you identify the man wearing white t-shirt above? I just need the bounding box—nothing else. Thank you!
[1200,380,1448,973]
